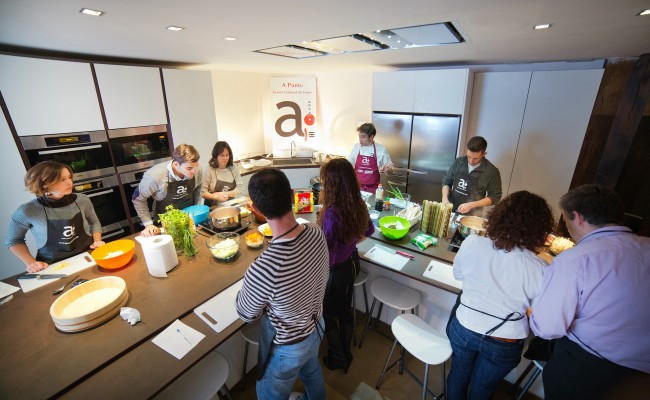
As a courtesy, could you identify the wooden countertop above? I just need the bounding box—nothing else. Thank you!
[0,215,263,399]
[0,207,462,399]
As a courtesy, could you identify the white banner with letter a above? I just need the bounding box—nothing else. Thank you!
[270,77,319,158]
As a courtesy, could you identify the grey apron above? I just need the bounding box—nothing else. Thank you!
[205,167,235,208]
[448,163,480,214]
[37,201,93,263]
[152,174,196,222]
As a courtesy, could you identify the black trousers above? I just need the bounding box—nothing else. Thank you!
[543,336,650,400]
[322,254,359,365]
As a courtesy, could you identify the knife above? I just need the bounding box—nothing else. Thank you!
[374,244,416,260]
[17,274,67,280]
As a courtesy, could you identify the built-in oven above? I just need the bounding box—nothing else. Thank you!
[108,125,172,174]
[20,130,115,181]
[120,169,154,230]
[73,175,130,240]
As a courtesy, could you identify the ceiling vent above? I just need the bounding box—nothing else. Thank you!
[255,22,465,59]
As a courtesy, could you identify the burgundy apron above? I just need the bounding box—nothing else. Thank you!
[448,161,480,213]
[355,143,380,193]
[37,201,93,263]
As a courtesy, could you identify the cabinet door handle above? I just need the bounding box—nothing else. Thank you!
[87,189,114,198]
[102,229,125,239]
[406,169,428,175]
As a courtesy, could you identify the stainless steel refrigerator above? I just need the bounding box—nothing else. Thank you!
[373,112,460,204]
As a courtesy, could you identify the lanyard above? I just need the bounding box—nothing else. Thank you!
[270,222,300,244]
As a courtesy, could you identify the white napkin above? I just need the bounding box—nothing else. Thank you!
[152,319,205,360]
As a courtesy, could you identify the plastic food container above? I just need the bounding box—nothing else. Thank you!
[379,216,411,240]
[206,232,241,261]
[91,239,135,269]
[182,204,209,225]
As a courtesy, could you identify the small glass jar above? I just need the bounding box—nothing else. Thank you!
[383,197,391,211]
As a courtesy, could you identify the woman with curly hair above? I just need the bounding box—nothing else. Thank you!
[317,158,374,372]
[446,190,555,400]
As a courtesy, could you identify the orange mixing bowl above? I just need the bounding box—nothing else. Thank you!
[91,239,135,269]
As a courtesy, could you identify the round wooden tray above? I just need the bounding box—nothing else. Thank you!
[50,276,128,330]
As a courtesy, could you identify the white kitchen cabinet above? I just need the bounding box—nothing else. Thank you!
[0,55,104,136]
[162,69,218,155]
[0,110,36,279]
[372,71,416,112]
[508,69,603,216]
[466,71,532,195]
[466,69,603,218]
[372,69,470,115]
[94,64,167,129]
[414,69,470,115]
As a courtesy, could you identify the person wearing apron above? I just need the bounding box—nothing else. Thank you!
[446,191,554,400]
[132,144,202,237]
[202,141,243,208]
[6,161,104,272]
[346,123,393,194]
[442,136,502,216]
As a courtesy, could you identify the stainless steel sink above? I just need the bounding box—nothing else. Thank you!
[271,158,315,166]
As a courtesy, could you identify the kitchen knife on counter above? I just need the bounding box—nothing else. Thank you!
[17,273,67,280]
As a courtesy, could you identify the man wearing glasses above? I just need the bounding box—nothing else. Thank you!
[346,123,393,193]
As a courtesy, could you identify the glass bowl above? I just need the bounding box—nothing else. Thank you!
[206,232,241,261]
[242,230,265,249]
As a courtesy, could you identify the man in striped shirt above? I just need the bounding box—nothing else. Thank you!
[236,168,329,400]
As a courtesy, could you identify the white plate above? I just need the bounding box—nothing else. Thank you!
[252,159,272,167]
[258,223,273,237]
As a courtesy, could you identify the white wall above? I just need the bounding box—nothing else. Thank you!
[211,71,267,160]
[0,111,36,280]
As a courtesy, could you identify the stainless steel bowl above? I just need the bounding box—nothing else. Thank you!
[209,206,240,230]
[458,216,487,238]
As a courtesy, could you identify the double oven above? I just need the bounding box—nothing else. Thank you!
[108,125,172,230]
[19,125,172,237]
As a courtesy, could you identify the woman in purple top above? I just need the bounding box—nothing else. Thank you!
[317,158,374,373]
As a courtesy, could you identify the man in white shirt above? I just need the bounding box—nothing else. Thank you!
[347,123,393,193]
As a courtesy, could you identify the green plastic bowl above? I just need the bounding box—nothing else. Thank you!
[379,216,411,240]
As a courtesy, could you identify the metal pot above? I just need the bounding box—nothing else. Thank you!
[458,216,487,238]
[210,206,240,230]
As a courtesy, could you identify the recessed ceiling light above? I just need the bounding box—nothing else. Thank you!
[166,26,185,31]
[223,36,238,41]
[534,23,552,30]
[638,9,650,16]
[80,8,104,17]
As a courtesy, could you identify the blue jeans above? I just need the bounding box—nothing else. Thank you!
[446,316,524,400]
[256,325,326,400]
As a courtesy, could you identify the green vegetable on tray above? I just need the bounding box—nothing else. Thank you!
[388,183,405,200]
[158,205,198,256]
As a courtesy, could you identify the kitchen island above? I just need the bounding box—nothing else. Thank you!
[0,207,461,399]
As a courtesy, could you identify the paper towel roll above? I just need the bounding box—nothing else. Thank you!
[135,235,178,278]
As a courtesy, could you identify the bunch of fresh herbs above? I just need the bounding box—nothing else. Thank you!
[388,183,405,200]
[158,205,197,256]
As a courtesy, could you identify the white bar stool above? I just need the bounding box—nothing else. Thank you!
[155,350,232,400]
[358,277,420,348]
[239,319,261,391]
[376,314,452,400]
[511,360,545,400]
[352,268,370,345]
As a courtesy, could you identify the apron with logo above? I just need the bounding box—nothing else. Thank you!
[205,167,235,208]
[37,202,93,263]
[355,143,380,193]
[448,162,480,213]
[153,174,196,221]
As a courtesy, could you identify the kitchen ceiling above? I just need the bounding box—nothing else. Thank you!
[0,0,649,73]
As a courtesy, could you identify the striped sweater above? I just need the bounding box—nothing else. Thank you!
[236,223,329,344]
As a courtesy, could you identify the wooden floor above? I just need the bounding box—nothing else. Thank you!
[231,318,540,400]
